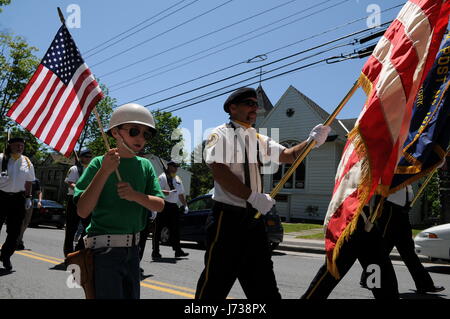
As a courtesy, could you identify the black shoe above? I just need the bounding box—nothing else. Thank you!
[16,243,25,250]
[416,286,445,294]
[0,256,12,271]
[175,250,189,258]
[152,252,162,260]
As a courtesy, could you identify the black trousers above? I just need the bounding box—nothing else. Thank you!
[152,201,182,253]
[302,213,399,299]
[0,190,26,259]
[360,201,435,290]
[63,195,90,257]
[195,201,281,300]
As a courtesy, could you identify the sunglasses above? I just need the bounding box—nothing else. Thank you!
[238,99,259,107]
[120,127,153,140]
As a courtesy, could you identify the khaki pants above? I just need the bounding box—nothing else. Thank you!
[17,206,33,245]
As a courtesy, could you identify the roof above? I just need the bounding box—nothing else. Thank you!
[256,85,274,112]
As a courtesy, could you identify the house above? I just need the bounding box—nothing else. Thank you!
[255,84,424,224]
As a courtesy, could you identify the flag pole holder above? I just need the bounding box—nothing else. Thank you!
[254,80,361,219]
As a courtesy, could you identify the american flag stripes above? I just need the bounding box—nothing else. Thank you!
[7,25,103,157]
[323,0,450,279]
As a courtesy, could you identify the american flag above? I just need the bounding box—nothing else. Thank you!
[323,0,450,279]
[7,24,103,157]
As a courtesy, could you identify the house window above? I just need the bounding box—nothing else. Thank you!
[272,140,305,189]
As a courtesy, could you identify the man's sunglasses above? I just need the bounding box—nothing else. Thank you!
[120,127,153,140]
[237,99,259,107]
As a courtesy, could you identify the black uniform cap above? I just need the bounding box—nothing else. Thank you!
[167,160,180,167]
[79,149,92,157]
[223,87,257,113]
[8,137,25,144]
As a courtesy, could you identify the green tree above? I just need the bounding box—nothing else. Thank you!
[0,32,45,161]
[0,0,11,13]
[143,110,184,161]
[188,140,213,199]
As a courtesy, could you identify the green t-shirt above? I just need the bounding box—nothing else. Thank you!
[74,156,164,235]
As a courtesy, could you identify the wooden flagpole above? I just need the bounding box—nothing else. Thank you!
[254,80,361,219]
[57,7,122,181]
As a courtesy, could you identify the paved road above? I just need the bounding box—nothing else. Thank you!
[1,227,449,299]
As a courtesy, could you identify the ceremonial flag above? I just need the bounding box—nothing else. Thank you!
[391,33,450,192]
[323,0,450,279]
[7,24,103,157]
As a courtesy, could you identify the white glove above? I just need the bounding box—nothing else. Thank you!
[184,206,189,214]
[25,198,32,210]
[247,191,275,215]
[307,124,331,148]
[150,211,158,220]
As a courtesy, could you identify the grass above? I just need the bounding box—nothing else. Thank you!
[282,223,322,233]
[294,228,423,240]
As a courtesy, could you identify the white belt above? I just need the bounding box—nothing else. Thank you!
[83,233,140,249]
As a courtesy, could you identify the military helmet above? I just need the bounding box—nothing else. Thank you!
[107,103,156,136]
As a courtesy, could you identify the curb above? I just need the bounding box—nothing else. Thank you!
[277,241,432,264]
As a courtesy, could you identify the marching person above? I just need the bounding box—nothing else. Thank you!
[17,178,42,250]
[195,87,331,299]
[360,185,445,294]
[152,160,189,259]
[63,149,93,257]
[0,137,35,271]
[74,103,165,299]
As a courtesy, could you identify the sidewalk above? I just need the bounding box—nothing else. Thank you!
[278,231,432,263]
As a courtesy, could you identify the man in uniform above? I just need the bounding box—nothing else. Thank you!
[152,160,189,259]
[0,137,35,271]
[195,87,330,299]
[63,149,93,257]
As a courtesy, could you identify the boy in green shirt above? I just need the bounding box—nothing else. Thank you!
[75,103,165,299]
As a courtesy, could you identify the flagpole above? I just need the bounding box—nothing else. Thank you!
[254,80,360,219]
[57,7,122,182]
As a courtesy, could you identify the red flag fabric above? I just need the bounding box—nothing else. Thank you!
[324,0,450,279]
[7,24,103,157]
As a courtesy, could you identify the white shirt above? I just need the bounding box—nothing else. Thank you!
[65,165,82,195]
[387,185,414,207]
[158,173,185,204]
[0,153,36,193]
[205,121,286,208]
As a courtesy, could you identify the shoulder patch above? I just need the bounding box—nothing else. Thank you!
[206,133,219,148]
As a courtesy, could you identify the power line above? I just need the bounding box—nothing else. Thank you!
[100,0,299,85]
[91,0,235,68]
[109,2,402,95]
[104,0,349,80]
[131,24,383,106]
[83,0,191,56]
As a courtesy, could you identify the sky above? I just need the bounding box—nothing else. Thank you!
[1,0,405,155]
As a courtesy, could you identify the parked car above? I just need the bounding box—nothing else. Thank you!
[29,199,66,229]
[158,194,284,250]
[414,223,450,261]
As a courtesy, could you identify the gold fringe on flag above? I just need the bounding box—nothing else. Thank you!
[357,72,373,97]
[327,125,373,279]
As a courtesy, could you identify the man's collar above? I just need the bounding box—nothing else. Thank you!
[230,120,253,129]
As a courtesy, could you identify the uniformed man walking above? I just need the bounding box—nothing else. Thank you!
[0,137,35,271]
[63,149,93,257]
[17,178,42,250]
[152,160,189,259]
[195,87,330,299]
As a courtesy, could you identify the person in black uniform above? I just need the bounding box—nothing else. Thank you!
[63,149,92,257]
[152,160,189,259]
[301,205,400,299]
[0,137,35,271]
[359,186,445,294]
[195,87,330,299]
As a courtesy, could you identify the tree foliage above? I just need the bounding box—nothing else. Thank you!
[188,140,213,200]
[0,0,11,13]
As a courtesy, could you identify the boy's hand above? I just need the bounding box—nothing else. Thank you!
[101,148,120,175]
[117,182,137,201]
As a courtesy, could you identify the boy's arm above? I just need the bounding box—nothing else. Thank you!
[117,182,165,212]
[77,149,120,218]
